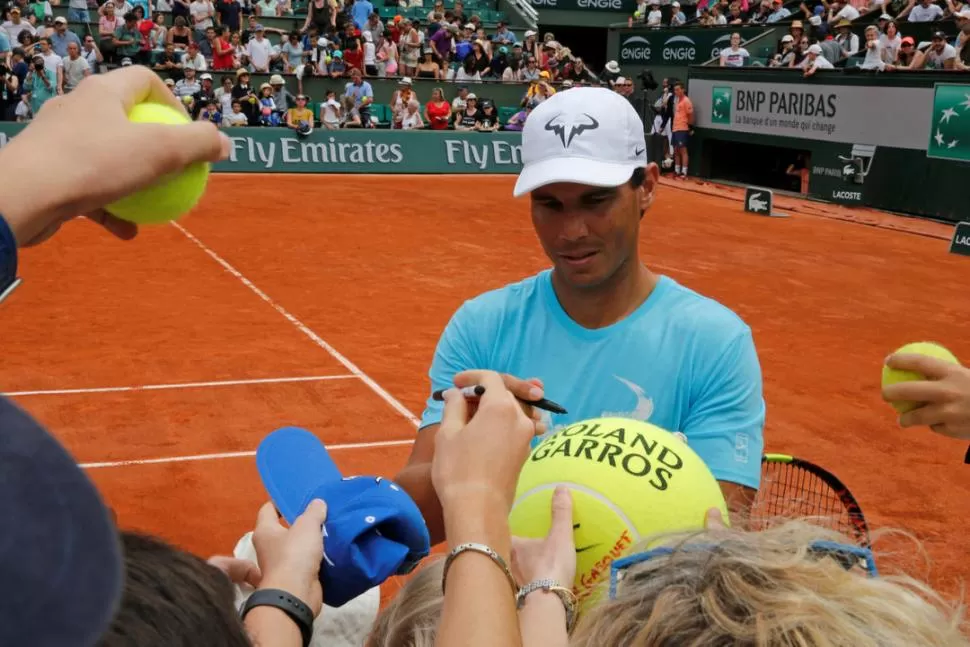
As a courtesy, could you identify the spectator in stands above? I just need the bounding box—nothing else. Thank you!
[771,33,796,64]
[450,85,469,117]
[302,0,338,34]
[720,32,751,66]
[828,0,860,23]
[503,56,525,81]
[2,8,35,44]
[154,41,182,75]
[671,80,692,179]
[879,19,902,61]
[246,25,272,72]
[454,93,477,130]
[166,15,192,52]
[198,97,223,123]
[215,72,233,111]
[319,89,341,128]
[62,41,89,91]
[561,56,594,83]
[726,3,744,23]
[190,0,215,38]
[817,31,843,65]
[231,67,258,124]
[400,98,423,129]
[344,66,373,126]
[956,12,970,68]
[670,0,687,24]
[328,50,347,77]
[475,98,499,131]
[788,19,805,45]
[81,34,103,73]
[24,52,55,114]
[803,42,835,75]
[49,17,79,58]
[861,24,887,68]
[416,47,440,79]
[397,18,420,76]
[285,93,313,129]
[504,101,531,131]
[835,19,860,58]
[494,21,516,45]
[767,0,792,22]
[749,1,775,24]
[340,93,362,126]
[222,99,246,125]
[915,30,957,68]
[377,34,397,75]
[902,0,946,20]
[183,40,207,69]
[175,62,201,98]
[113,12,143,65]
[211,25,234,70]
[521,29,539,60]
[424,86,450,129]
[887,34,918,66]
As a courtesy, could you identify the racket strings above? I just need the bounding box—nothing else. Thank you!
[753,463,859,541]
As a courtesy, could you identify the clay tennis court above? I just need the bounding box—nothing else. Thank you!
[6,174,970,595]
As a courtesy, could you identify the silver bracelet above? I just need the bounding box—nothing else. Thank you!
[442,542,519,596]
[516,578,577,632]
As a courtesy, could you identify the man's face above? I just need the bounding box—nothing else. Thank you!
[351,71,361,83]
[207,27,216,40]
[674,84,684,97]
[529,167,656,290]
[932,36,944,51]
[39,40,49,53]
[55,22,66,33]
[185,67,195,78]
[84,36,95,49]
[67,42,79,57]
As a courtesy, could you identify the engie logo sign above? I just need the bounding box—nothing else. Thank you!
[661,35,695,62]
[620,35,651,62]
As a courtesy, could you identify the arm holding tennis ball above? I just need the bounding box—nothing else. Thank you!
[0,65,229,248]
[882,343,970,440]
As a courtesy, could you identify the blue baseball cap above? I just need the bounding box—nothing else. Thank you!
[0,396,123,646]
[256,427,430,607]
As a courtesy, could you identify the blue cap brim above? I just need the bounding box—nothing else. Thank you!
[257,427,341,524]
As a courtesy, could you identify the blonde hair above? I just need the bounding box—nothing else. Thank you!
[571,521,967,647]
[367,559,444,647]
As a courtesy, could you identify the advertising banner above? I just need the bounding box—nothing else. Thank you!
[530,0,637,13]
[0,125,524,174]
[617,27,763,65]
[689,78,932,150]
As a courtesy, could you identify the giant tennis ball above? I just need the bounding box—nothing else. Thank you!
[106,102,210,225]
[509,417,728,606]
[882,341,961,413]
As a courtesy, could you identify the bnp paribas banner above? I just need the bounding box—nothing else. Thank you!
[617,27,763,65]
[689,78,933,150]
[926,83,970,163]
[0,124,523,173]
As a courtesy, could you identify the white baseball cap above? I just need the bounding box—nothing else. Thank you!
[513,87,647,198]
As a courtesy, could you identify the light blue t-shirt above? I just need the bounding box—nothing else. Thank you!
[419,271,765,489]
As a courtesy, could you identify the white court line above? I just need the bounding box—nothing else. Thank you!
[172,222,420,427]
[80,438,415,469]
[3,374,356,398]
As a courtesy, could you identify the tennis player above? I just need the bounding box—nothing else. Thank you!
[395,86,765,543]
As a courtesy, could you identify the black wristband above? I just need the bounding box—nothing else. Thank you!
[0,212,19,301]
[241,588,314,647]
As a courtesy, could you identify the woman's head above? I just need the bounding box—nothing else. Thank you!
[174,15,187,27]
[572,521,967,647]
[431,87,443,101]
[367,560,444,647]
[865,25,879,41]
[406,99,419,113]
[886,20,898,38]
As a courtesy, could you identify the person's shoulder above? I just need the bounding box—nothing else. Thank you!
[656,277,751,340]
[454,271,548,320]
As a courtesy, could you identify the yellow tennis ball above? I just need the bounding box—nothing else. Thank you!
[106,102,210,225]
[508,417,728,607]
[882,342,961,413]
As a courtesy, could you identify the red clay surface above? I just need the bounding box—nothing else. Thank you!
[5,174,969,595]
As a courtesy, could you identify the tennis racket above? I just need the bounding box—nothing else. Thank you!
[751,453,871,548]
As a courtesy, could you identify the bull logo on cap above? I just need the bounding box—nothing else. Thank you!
[544,112,600,148]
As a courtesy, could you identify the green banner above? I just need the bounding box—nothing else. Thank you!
[530,0,636,12]
[927,83,970,163]
[0,124,523,174]
[617,27,763,65]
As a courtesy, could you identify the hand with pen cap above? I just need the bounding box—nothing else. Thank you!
[432,370,539,512]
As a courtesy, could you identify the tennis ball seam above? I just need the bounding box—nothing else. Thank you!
[511,481,643,545]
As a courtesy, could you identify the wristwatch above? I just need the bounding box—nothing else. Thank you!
[516,578,577,632]
[240,589,314,647]
[0,212,20,305]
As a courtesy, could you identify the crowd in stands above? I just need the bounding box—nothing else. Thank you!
[636,0,970,72]
[0,0,638,122]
